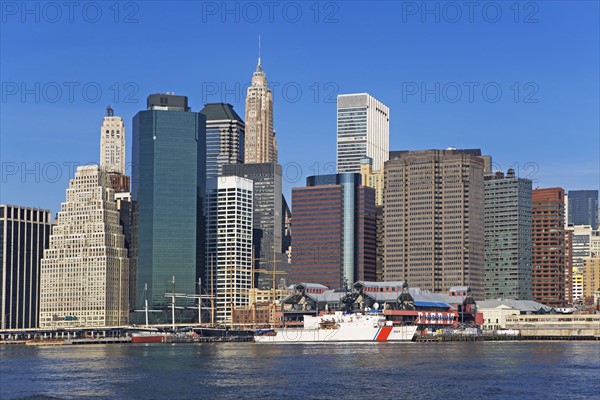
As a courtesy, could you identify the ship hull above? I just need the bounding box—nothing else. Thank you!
[255,325,417,343]
[131,334,166,343]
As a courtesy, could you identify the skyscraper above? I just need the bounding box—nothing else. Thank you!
[568,225,594,302]
[532,188,567,308]
[100,106,129,193]
[244,58,277,164]
[336,93,389,173]
[383,149,485,298]
[100,106,125,174]
[291,173,376,288]
[0,205,51,329]
[200,103,245,180]
[359,157,384,206]
[205,176,253,324]
[222,163,284,289]
[359,157,385,281]
[568,190,598,229]
[132,94,206,308]
[39,166,129,328]
[99,106,134,306]
[583,256,600,300]
[484,170,533,300]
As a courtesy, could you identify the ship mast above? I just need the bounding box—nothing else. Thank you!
[171,276,176,331]
[144,283,149,327]
[197,278,202,324]
[211,255,215,326]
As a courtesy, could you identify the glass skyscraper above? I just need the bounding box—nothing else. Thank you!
[200,103,245,180]
[568,190,598,229]
[133,94,206,308]
[0,205,51,329]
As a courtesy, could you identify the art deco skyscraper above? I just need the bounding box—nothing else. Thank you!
[383,149,485,298]
[100,106,129,193]
[244,58,277,164]
[100,106,125,174]
[337,93,389,173]
[39,166,129,328]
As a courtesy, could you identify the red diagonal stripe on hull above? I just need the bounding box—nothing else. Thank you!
[376,326,393,341]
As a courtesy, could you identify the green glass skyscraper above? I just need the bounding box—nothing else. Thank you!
[133,94,206,308]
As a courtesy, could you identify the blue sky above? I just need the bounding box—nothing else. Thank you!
[1,1,599,215]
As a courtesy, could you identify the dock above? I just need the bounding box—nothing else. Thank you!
[64,337,132,345]
[414,334,600,342]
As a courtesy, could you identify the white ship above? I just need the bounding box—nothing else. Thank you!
[255,311,417,343]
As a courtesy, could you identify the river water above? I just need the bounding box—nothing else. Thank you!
[1,342,599,399]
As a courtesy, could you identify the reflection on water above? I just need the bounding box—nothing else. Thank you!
[1,342,598,399]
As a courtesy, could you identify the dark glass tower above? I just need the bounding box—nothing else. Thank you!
[200,103,245,180]
[568,190,598,229]
[0,205,51,329]
[132,94,206,307]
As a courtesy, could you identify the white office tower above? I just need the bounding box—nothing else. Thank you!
[100,106,126,174]
[337,93,390,173]
[39,166,129,328]
[205,176,254,324]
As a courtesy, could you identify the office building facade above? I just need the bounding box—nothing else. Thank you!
[568,225,594,302]
[0,205,51,329]
[222,163,284,289]
[568,190,598,229]
[337,93,389,173]
[484,170,533,300]
[200,103,245,180]
[39,166,129,328]
[359,157,385,280]
[132,94,206,308]
[205,176,253,324]
[291,173,376,289]
[359,157,384,206]
[383,149,485,298]
[532,188,567,307]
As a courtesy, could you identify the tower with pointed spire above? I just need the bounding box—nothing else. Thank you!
[244,49,277,163]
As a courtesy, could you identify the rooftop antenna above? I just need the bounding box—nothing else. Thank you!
[106,105,114,116]
[258,34,261,65]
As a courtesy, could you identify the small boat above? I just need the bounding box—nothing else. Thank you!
[255,311,417,343]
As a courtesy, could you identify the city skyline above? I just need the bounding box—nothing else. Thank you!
[2,2,598,215]
[2,4,600,399]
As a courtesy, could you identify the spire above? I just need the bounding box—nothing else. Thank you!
[255,35,264,75]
